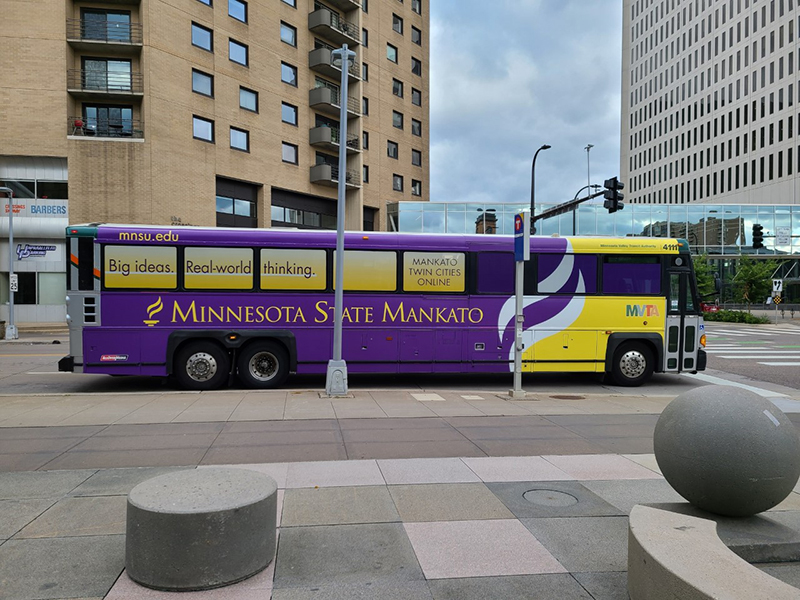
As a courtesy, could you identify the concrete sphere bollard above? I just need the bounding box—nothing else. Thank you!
[126,468,278,591]
[654,385,800,517]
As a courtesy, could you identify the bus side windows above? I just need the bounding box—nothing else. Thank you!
[403,252,465,293]
[104,245,178,289]
[185,247,254,290]
[337,250,397,292]
[260,249,326,291]
[538,254,597,294]
[603,255,661,295]
[475,252,514,294]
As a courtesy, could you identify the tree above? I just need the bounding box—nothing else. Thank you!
[732,256,778,311]
[692,253,716,299]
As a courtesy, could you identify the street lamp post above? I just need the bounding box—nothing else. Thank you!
[530,144,551,233]
[0,187,17,340]
[325,44,356,397]
[571,184,600,235]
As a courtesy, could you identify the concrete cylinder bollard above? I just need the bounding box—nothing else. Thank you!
[125,468,278,591]
[654,385,800,517]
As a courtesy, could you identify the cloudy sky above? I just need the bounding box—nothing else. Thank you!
[429,0,624,207]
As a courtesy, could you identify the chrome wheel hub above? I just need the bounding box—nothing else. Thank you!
[249,351,278,382]
[186,352,217,382]
[619,350,647,379]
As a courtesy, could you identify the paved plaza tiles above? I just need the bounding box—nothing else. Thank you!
[2,455,800,599]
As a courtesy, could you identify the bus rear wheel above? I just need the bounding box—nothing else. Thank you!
[237,341,289,389]
[175,342,230,391]
[610,342,653,387]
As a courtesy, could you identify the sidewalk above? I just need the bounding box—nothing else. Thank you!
[1,455,799,600]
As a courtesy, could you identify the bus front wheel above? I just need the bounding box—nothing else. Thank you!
[610,342,653,387]
[175,342,230,391]
[237,341,289,389]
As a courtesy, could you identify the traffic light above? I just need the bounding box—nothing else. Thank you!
[752,223,764,249]
[603,177,625,213]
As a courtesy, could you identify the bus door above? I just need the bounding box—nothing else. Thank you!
[66,235,100,371]
[665,264,701,372]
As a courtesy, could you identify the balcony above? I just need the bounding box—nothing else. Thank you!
[66,18,143,50]
[310,126,360,154]
[308,7,360,47]
[309,47,360,82]
[322,0,361,12]
[310,164,361,189]
[68,116,144,139]
[309,86,360,118]
[67,69,144,100]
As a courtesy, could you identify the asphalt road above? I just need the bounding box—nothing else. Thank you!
[0,329,791,397]
[703,321,800,390]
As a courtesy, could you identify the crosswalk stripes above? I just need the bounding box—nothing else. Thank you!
[702,324,800,366]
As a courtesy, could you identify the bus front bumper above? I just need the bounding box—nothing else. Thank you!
[697,349,707,371]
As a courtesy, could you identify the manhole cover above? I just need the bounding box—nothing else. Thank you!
[549,395,585,400]
[523,489,579,507]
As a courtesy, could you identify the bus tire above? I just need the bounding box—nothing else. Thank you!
[610,342,653,387]
[175,341,230,391]
[237,341,289,389]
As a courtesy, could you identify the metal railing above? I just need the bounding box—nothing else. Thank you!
[313,81,360,114]
[68,116,144,138]
[330,165,361,186]
[313,2,359,40]
[66,18,143,44]
[67,69,144,94]
[327,127,359,150]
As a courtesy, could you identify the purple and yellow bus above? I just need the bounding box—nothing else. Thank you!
[59,224,706,390]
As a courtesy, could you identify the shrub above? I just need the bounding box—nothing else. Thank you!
[703,310,770,324]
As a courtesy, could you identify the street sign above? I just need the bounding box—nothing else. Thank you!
[774,279,784,293]
[775,295,783,304]
[9,273,18,293]
[777,226,791,246]
[514,212,530,262]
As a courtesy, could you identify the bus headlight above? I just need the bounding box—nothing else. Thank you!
[700,334,706,347]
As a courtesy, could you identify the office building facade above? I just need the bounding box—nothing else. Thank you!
[0,0,430,323]
[621,0,800,205]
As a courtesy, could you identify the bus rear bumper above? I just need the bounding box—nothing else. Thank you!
[697,349,707,371]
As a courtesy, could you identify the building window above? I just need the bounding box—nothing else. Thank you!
[362,0,368,11]
[412,88,422,105]
[81,9,132,43]
[82,104,134,137]
[393,174,403,191]
[240,87,258,112]
[216,196,256,228]
[387,43,398,63]
[362,96,369,115]
[411,57,422,76]
[191,23,213,51]
[412,149,421,166]
[197,0,211,5]
[230,127,249,151]
[193,115,214,142]
[411,118,421,136]
[281,0,296,6]
[411,179,421,196]
[282,62,298,86]
[392,78,403,97]
[192,69,213,97]
[411,26,422,45]
[82,58,132,91]
[282,102,298,125]
[363,165,369,183]
[282,142,298,164]
[392,14,403,34]
[229,39,248,65]
[362,28,368,46]
[387,140,399,159]
[412,0,421,14]
[281,22,296,46]
[362,131,369,149]
[393,111,404,129]
[229,0,247,22]
[362,63,368,81]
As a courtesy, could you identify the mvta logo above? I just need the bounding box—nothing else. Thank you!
[144,297,164,326]
[626,304,660,317]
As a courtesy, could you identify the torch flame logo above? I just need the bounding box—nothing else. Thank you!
[144,297,163,326]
